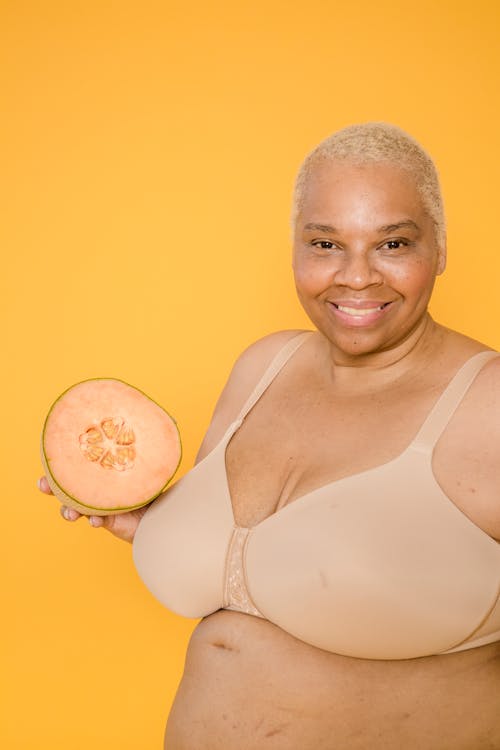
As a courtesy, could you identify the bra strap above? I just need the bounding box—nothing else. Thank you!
[411,350,498,453]
[233,331,312,427]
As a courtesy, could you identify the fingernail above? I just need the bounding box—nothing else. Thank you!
[89,516,100,527]
[37,478,41,490]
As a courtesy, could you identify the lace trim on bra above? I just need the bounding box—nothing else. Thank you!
[223,526,264,617]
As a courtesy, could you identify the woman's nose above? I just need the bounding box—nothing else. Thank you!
[333,251,382,289]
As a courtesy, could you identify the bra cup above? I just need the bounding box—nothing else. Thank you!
[133,445,234,618]
[245,451,500,660]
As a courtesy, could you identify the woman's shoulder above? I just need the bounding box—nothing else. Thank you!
[219,328,312,400]
[433,328,500,414]
[438,326,500,382]
[436,327,500,449]
[232,328,312,374]
[196,329,311,461]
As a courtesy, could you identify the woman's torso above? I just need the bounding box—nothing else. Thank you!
[165,611,500,750]
[136,326,500,749]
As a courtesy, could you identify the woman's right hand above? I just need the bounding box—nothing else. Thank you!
[37,476,148,544]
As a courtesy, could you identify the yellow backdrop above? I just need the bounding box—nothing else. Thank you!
[2,0,499,747]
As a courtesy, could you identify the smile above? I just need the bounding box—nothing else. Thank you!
[335,304,388,317]
[327,301,393,327]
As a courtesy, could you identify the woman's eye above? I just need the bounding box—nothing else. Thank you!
[312,240,335,250]
[384,239,408,251]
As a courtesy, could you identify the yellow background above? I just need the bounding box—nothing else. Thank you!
[2,1,499,747]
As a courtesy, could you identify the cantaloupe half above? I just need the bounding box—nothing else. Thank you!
[41,379,181,515]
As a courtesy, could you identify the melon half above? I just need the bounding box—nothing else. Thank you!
[41,379,181,515]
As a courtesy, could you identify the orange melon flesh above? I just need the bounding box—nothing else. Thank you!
[41,379,181,515]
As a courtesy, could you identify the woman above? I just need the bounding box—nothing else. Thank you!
[39,123,500,749]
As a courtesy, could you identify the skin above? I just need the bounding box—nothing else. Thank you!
[39,159,500,749]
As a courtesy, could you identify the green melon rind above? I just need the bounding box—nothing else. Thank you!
[40,377,182,516]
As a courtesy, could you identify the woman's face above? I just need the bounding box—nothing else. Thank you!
[292,159,446,359]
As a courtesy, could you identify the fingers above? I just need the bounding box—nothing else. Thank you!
[90,512,137,543]
[59,506,104,526]
[60,505,81,522]
[37,476,53,495]
[39,479,138,542]
[87,513,134,543]
[37,474,108,528]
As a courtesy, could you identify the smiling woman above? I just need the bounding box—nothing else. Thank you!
[40,123,500,750]
[292,156,446,358]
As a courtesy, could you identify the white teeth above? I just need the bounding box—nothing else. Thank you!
[336,304,383,316]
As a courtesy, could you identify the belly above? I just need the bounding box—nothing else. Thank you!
[164,610,500,750]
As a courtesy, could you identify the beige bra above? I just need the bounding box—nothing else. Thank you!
[133,333,500,660]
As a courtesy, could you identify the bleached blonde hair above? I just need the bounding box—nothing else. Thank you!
[291,122,446,249]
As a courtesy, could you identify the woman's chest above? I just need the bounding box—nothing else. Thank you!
[225,373,500,537]
[225,384,431,528]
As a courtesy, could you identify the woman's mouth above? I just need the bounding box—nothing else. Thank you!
[328,301,393,326]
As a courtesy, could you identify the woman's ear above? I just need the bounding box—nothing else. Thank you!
[437,239,447,275]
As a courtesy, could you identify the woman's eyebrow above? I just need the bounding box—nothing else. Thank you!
[377,220,420,233]
[303,220,420,234]
[303,222,337,232]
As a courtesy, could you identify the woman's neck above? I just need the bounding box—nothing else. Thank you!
[323,314,445,389]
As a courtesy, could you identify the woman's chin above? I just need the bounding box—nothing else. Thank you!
[319,328,392,360]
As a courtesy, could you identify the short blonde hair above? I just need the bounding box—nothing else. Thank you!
[291,122,446,249]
